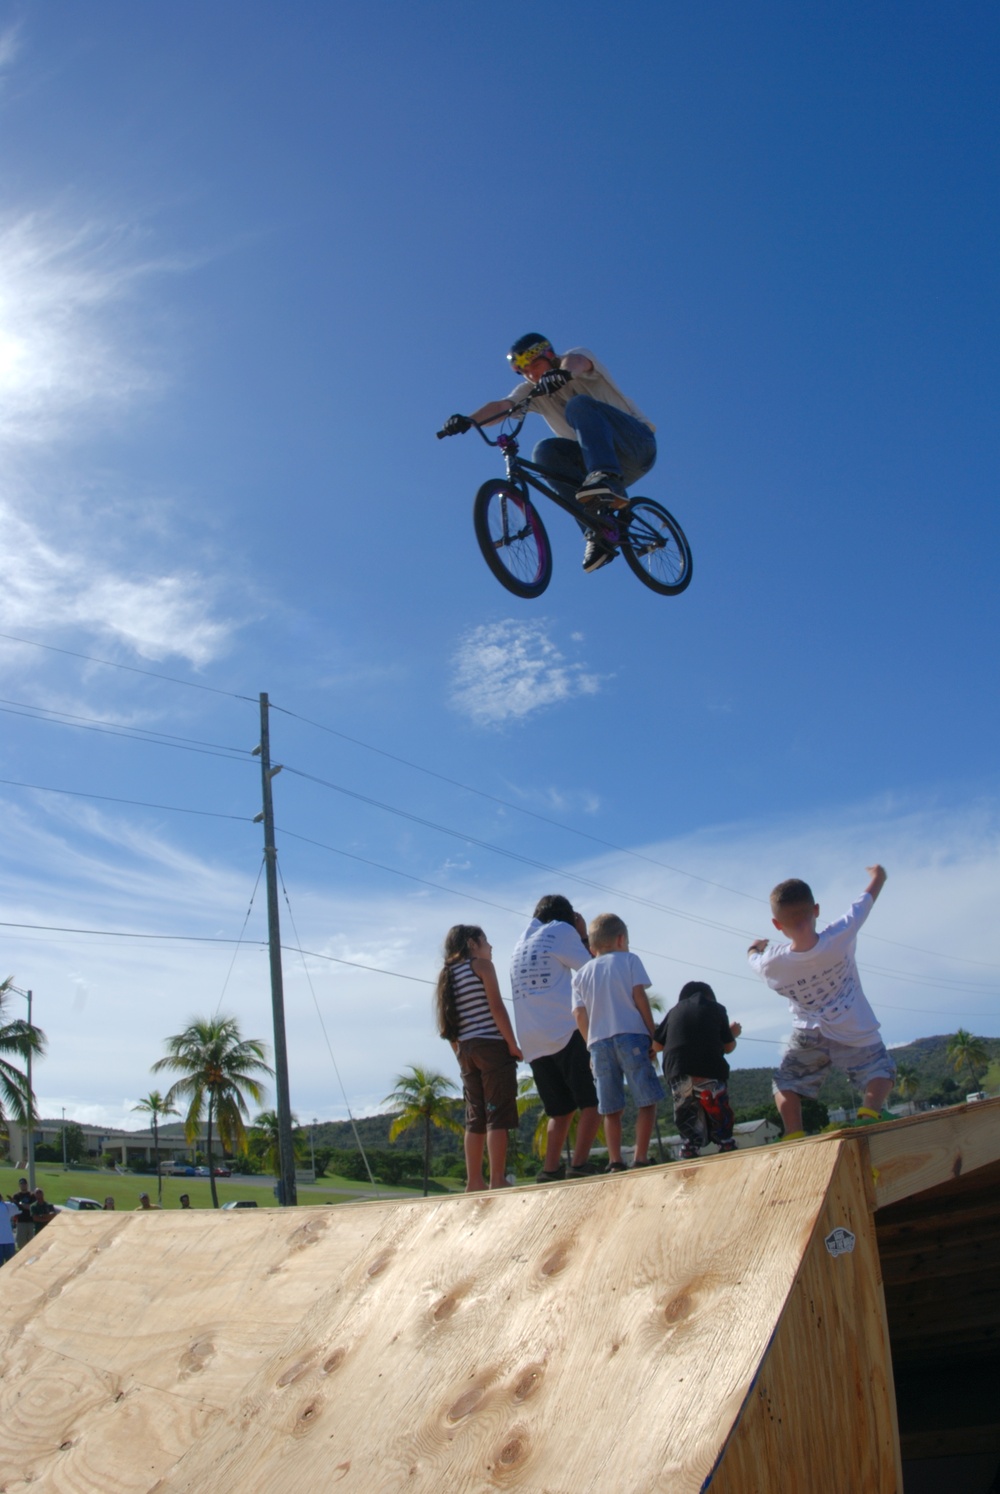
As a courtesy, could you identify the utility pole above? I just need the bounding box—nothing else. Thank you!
[10,986,37,1191]
[61,1107,67,1167]
[254,693,297,1206]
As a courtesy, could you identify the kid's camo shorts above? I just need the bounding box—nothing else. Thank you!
[773,1028,896,1099]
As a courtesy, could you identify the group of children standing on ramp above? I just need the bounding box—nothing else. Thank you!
[435,865,894,1190]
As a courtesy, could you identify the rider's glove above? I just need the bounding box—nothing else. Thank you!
[442,413,472,436]
[536,368,572,397]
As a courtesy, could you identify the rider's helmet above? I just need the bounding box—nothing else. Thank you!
[507,333,556,375]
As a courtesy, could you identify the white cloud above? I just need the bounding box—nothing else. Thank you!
[5,787,996,1130]
[0,209,237,668]
[0,212,161,445]
[450,618,604,727]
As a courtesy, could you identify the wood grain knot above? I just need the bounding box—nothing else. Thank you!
[539,1243,571,1277]
[952,1153,963,1178]
[432,1292,460,1322]
[322,1348,347,1375]
[292,1399,322,1435]
[59,1441,74,1452]
[366,1250,394,1278]
[276,1358,314,1387]
[511,1364,544,1402]
[496,1433,527,1468]
[179,1339,215,1376]
[664,1293,692,1324]
[447,1386,485,1422]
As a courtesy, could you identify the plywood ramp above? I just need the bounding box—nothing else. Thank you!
[1,1103,997,1493]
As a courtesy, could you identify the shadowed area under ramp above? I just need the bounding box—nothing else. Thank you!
[1,1100,997,1492]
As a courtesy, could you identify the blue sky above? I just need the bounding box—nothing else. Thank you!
[0,3,997,1129]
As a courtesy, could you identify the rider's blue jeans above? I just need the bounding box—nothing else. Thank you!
[532,395,657,532]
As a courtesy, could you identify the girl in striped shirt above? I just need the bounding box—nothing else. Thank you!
[436,925,522,1191]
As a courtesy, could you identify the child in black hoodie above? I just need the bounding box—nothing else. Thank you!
[655,982,742,1160]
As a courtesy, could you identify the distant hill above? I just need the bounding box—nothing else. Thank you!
[310,1033,999,1160]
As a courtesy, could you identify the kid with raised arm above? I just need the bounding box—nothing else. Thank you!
[748,865,894,1139]
[436,925,522,1191]
[571,913,664,1171]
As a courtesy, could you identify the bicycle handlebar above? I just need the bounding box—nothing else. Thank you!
[436,383,549,441]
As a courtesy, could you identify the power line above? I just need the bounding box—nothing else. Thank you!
[0,630,255,702]
[270,699,1000,972]
[0,776,254,823]
[0,702,252,762]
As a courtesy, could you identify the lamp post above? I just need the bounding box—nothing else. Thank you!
[61,1107,67,1167]
[310,1118,317,1178]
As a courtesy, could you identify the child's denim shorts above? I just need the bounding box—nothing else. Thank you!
[590,1033,665,1115]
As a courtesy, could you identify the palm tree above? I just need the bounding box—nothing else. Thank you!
[0,976,47,1127]
[153,1016,273,1208]
[132,1091,178,1205]
[946,1029,989,1095]
[249,1109,306,1185]
[383,1066,462,1195]
[892,1064,920,1117]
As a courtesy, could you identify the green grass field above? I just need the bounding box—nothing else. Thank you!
[0,1166,461,1211]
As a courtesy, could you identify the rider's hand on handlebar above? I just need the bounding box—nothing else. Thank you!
[440,413,473,437]
[536,368,572,397]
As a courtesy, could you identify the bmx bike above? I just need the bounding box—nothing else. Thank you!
[437,390,692,600]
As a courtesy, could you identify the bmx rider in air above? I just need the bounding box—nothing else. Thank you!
[441,333,657,573]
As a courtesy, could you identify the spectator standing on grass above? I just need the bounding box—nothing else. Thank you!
[510,895,602,1182]
[135,1192,158,1211]
[178,1194,191,1209]
[571,913,664,1171]
[0,1197,17,1264]
[30,1188,57,1232]
[103,1197,116,1210]
[12,1178,34,1249]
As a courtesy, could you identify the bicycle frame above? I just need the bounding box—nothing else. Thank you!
[473,397,621,537]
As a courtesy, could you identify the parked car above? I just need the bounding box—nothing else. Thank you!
[213,1166,232,1177]
[221,1200,258,1209]
[163,1164,195,1177]
[59,1197,104,1211]
[193,1166,210,1177]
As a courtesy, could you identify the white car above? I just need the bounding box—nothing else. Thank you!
[59,1197,104,1211]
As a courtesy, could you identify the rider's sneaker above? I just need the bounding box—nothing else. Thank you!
[582,533,616,572]
[578,470,628,507]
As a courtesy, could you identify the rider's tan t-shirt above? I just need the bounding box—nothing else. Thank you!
[506,347,656,439]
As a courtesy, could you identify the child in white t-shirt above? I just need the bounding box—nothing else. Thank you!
[572,913,664,1171]
[748,865,894,1139]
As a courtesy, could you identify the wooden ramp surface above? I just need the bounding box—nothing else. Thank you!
[1,1102,998,1493]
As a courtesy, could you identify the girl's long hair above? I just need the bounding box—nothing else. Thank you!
[435,924,485,1040]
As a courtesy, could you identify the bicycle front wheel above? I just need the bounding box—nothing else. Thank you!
[620,499,692,596]
[473,480,552,599]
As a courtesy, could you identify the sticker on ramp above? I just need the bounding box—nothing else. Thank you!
[824,1227,856,1257]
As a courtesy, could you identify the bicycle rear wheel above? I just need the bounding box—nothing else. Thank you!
[473,480,552,599]
[620,499,692,596]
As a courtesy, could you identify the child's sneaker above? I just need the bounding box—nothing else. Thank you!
[632,1157,657,1169]
[577,470,628,507]
[604,1160,628,1173]
[535,1164,566,1183]
[567,1161,600,1178]
[853,1108,894,1126]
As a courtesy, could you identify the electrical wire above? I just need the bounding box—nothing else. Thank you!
[269,699,1000,972]
[0,703,253,762]
[0,776,254,823]
[0,629,255,701]
[213,859,266,1018]
[276,862,380,1193]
